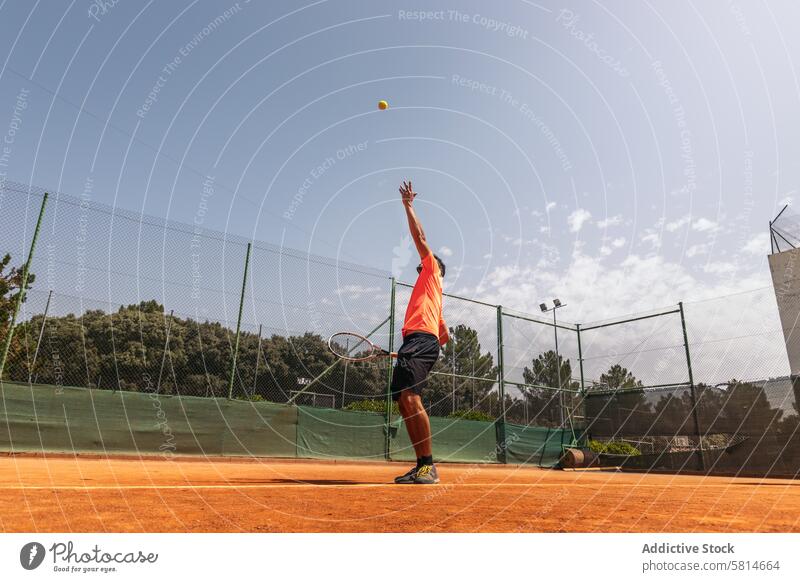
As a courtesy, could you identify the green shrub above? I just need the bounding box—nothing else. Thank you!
[344,399,399,415]
[588,439,604,453]
[588,439,641,456]
[447,410,494,422]
[234,394,266,402]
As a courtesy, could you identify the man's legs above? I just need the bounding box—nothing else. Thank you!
[397,389,432,459]
[390,334,440,484]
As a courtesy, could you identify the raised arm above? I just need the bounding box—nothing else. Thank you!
[400,180,432,259]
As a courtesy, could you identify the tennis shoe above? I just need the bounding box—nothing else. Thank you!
[394,465,418,484]
[413,464,439,484]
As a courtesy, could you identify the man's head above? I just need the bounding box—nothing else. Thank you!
[417,254,446,278]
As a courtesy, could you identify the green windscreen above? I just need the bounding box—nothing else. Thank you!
[296,406,386,460]
[0,381,297,458]
[505,423,570,467]
[2,381,572,468]
[390,416,499,463]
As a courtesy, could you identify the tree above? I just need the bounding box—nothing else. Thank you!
[599,364,642,390]
[518,350,579,427]
[522,349,573,391]
[8,299,387,406]
[718,379,782,436]
[0,253,35,333]
[1,253,36,378]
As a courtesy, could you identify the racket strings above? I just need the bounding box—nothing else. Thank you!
[329,333,380,360]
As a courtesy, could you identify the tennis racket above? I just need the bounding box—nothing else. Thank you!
[327,332,396,362]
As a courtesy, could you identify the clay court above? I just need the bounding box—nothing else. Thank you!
[1,454,799,533]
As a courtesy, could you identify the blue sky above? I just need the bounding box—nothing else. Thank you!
[1,0,799,325]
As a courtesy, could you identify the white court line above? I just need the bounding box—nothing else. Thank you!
[0,482,771,491]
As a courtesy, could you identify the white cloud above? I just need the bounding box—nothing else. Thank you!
[546,201,557,212]
[502,235,533,247]
[438,246,453,257]
[666,215,691,232]
[599,237,625,256]
[567,208,592,233]
[467,249,767,321]
[453,242,781,384]
[537,252,560,269]
[540,226,551,234]
[641,231,661,249]
[686,244,709,258]
[664,215,720,234]
[692,218,720,233]
[596,215,623,228]
[335,284,381,300]
[742,233,769,255]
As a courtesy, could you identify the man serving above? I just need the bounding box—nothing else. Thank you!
[392,180,449,485]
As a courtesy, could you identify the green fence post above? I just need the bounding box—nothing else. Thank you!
[678,301,704,471]
[576,323,585,394]
[385,277,396,460]
[575,322,585,444]
[496,305,507,463]
[227,242,251,400]
[252,323,262,398]
[0,192,48,381]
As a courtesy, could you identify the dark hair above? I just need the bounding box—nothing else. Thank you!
[433,254,446,277]
[417,254,446,278]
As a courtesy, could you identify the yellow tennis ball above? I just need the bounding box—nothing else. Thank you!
[378,100,388,110]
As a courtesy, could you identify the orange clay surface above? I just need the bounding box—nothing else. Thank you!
[1,454,799,533]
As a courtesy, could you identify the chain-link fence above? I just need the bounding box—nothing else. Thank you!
[3,180,800,474]
[500,307,580,429]
[0,181,392,411]
[581,288,800,477]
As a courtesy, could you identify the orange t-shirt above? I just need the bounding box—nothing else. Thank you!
[402,253,447,345]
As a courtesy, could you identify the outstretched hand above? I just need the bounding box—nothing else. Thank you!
[399,181,416,205]
[399,179,430,258]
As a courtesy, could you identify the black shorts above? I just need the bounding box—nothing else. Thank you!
[390,332,440,400]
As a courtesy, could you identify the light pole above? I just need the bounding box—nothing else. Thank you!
[540,298,566,427]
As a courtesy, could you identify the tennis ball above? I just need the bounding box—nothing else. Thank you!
[378,100,388,110]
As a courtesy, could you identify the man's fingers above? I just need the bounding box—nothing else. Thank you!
[400,181,416,201]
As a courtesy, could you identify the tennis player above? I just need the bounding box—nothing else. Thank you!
[393,180,449,485]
